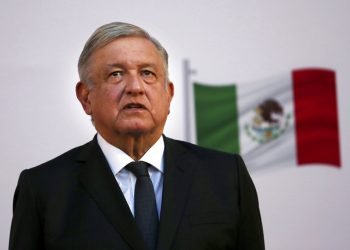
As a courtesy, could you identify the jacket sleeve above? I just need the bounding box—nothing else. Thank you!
[236,155,265,250]
[9,170,44,250]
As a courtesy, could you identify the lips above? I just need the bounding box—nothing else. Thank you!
[124,103,146,110]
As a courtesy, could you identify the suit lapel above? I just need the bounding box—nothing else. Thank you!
[157,137,197,250]
[77,138,144,250]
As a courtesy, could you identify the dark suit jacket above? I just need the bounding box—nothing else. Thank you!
[9,136,264,250]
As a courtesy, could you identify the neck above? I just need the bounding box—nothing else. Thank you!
[101,132,161,160]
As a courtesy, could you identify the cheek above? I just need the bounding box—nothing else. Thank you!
[156,94,172,116]
[91,86,122,111]
[104,85,123,102]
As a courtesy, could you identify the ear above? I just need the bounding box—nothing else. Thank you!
[166,82,174,114]
[76,81,93,115]
[167,81,174,100]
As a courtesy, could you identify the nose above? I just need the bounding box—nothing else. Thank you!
[125,73,145,96]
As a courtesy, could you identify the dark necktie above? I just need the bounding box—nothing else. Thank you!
[126,161,159,250]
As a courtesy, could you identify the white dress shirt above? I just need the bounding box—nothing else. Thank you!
[97,134,164,217]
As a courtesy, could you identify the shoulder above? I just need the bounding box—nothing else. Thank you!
[13,139,98,202]
[19,139,95,181]
[165,136,242,161]
[164,137,256,196]
[163,136,246,172]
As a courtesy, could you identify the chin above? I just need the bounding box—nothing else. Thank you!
[119,125,152,136]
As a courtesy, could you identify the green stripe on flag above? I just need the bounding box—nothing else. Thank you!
[194,83,240,153]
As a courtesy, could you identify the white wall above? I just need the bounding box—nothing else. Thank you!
[1,0,349,249]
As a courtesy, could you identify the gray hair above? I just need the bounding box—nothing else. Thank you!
[78,22,169,85]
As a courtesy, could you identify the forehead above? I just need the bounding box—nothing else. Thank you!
[91,36,164,67]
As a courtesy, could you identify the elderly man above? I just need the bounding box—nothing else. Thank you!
[9,22,264,250]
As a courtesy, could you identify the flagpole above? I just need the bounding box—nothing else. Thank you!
[183,59,196,143]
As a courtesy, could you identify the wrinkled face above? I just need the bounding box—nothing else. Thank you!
[77,36,174,142]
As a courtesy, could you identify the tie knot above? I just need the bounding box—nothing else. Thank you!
[125,161,150,178]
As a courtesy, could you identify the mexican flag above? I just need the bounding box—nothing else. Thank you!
[193,69,341,171]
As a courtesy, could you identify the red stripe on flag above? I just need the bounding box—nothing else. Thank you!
[292,69,341,167]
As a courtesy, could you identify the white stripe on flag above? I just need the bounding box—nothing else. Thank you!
[237,74,297,171]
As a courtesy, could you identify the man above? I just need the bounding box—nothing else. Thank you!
[9,22,264,250]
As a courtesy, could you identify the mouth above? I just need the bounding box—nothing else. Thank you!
[123,103,146,110]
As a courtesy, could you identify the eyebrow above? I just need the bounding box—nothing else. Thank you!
[105,63,124,69]
[105,63,159,69]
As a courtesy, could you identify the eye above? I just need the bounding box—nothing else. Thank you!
[141,70,156,82]
[110,71,124,79]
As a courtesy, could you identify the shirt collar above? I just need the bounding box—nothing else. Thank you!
[97,134,165,175]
